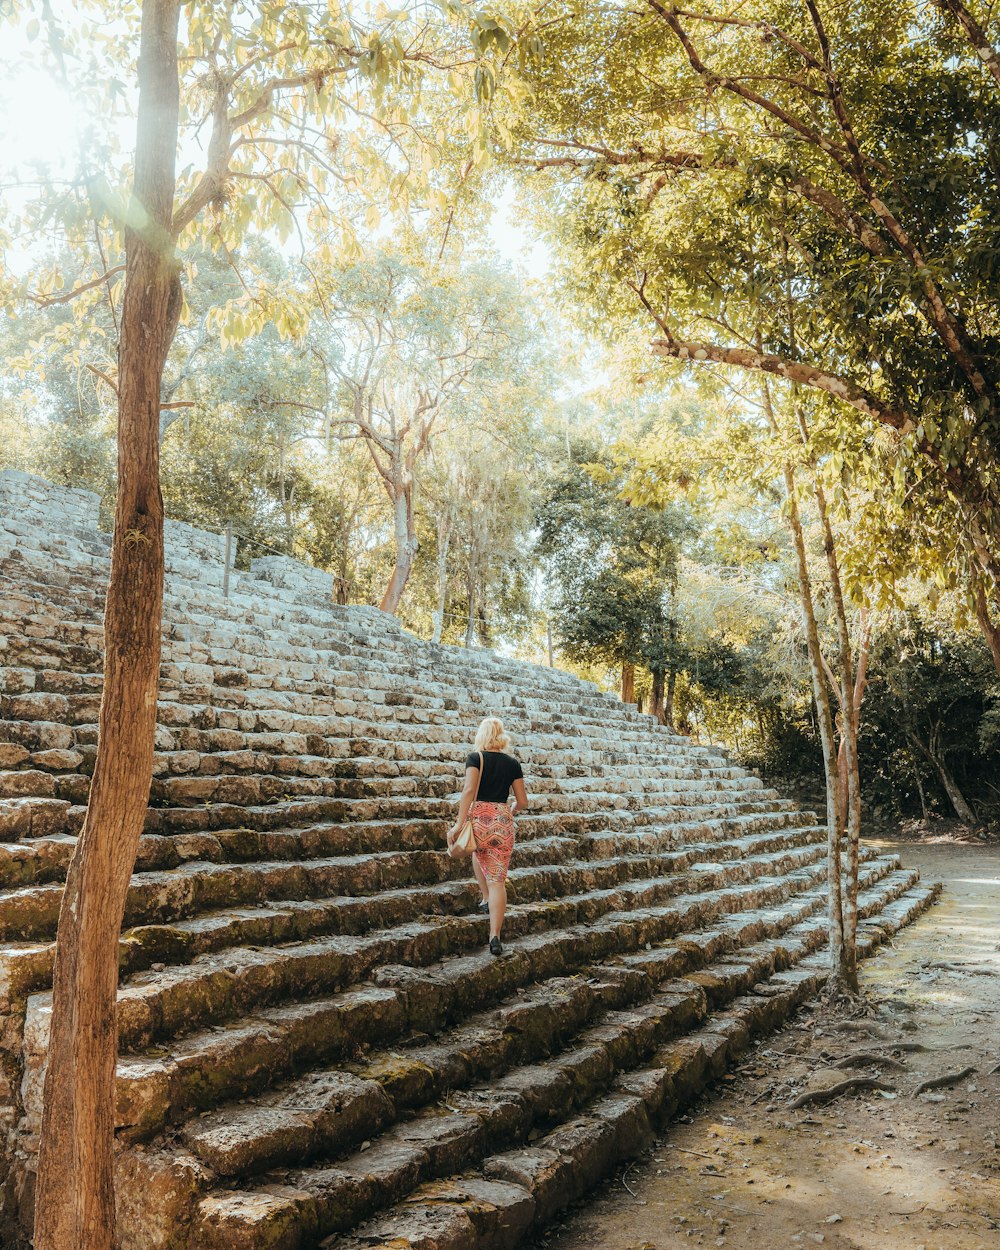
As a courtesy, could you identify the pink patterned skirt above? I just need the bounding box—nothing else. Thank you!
[471,801,515,882]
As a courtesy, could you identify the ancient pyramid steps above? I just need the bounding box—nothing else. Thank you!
[332,880,938,1250]
[175,865,931,1250]
[0,471,937,1250]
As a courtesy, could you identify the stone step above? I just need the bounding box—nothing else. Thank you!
[1,622,659,716]
[7,621,637,731]
[176,866,925,1250]
[0,797,821,944]
[320,880,941,1250]
[26,848,894,1154]
[149,877,839,1188]
[1,825,827,1011]
[1,673,679,765]
[146,747,747,789]
[0,829,828,1016]
[108,841,830,1053]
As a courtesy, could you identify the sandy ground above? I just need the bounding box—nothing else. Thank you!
[531,841,1000,1250]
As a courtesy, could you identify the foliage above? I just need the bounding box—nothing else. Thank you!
[494,0,1000,666]
[861,614,1000,821]
[535,433,693,686]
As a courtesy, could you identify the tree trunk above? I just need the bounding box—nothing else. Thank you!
[650,668,665,722]
[765,377,852,993]
[665,667,677,730]
[898,665,977,823]
[33,4,180,1247]
[431,513,451,644]
[785,469,850,990]
[464,564,477,647]
[621,662,635,703]
[913,762,930,821]
[812,473,861,988]
[973,577,1000,677]
[380,482,417,614]
[908,730,977,825]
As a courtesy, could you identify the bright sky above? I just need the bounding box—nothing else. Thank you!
[486,182,551,278]
[0,64,87,184]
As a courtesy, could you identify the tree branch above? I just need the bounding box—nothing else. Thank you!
[649,337,914,432]
[84,363,119,395]
[933,0,1000,89]
[646,0,998,414]
[28,265,125,308]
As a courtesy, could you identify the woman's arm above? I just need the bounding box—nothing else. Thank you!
[511,777,528,816]
[447,765,480,843]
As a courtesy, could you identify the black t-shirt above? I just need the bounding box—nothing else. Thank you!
[465,750,523,804]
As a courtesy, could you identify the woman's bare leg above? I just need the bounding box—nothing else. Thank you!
[487,877,506,940]
[472,853,489,903]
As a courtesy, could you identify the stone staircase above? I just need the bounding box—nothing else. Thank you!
[0,470,938,1250]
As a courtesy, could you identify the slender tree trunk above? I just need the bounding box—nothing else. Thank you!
[782,462,848,987]
[762,374,849,989]
[34,5,180,1247]
[464,563,477,647]
[621,662,635,704]
[380,482,417,614]
[913,763,930,821]
[907,730,977,825]
[665,667,677,730]
[973,577,1000,676]
[934,754,975,825]
[769,378,854,993]
[650,668,665,722]
[333,568,350,606]
[812,473,861,987]
[431,512,451,644]
[898,662,977,824]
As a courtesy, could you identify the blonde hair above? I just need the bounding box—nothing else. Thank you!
[474,716,510,753]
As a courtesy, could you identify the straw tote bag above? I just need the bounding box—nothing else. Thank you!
[451,751,484,857]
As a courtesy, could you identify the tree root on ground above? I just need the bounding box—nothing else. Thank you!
[786,1077,896,1110]
[913,1067,977,1096]
[833,1051,907,1071]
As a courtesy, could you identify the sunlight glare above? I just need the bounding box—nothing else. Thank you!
[0,65,83,180]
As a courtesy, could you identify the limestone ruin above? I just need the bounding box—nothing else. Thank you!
[0,469,937,1249]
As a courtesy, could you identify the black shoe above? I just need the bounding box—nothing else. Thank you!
[476,900,490,915]
[489,936,503,957]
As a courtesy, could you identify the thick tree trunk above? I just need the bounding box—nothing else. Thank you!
[665,667,677,730]
[621,662,635,704]
[33,4,180,1247]
[380,484,417,614]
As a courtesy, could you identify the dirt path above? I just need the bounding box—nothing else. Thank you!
[532,842,1000,1250]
